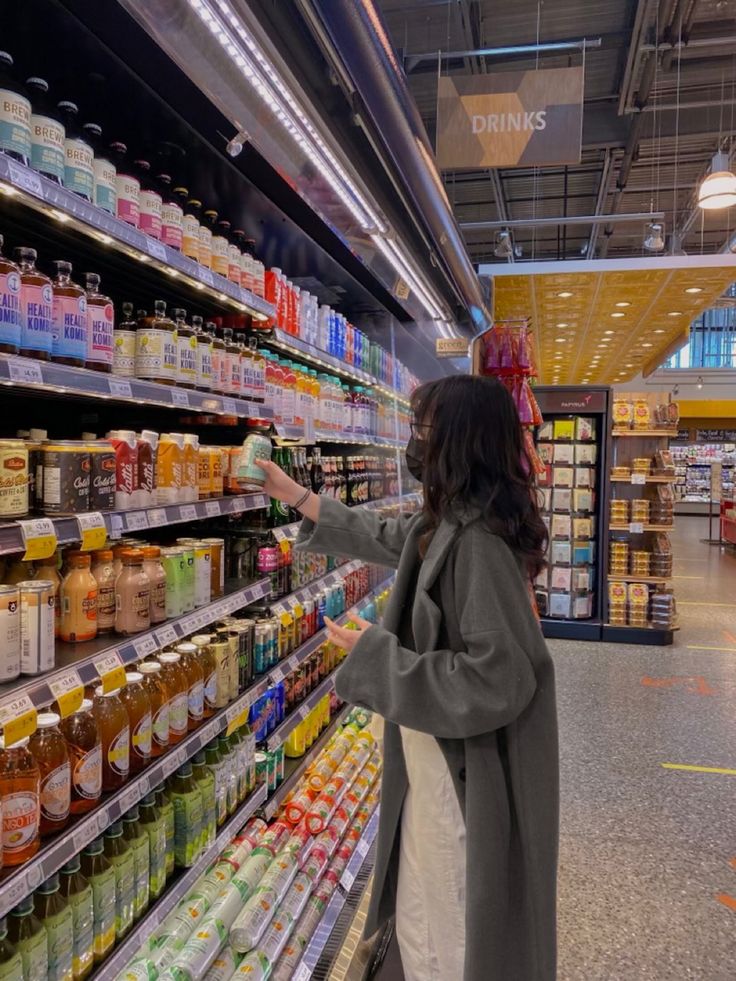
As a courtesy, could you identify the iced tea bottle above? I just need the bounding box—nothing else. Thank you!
[138,793,167,901]
[51,261,87,368]
[155,786,175,879]
[190,634,217,718]
[33,873,73,981]
[7,899,46,981]
[79,841,115,964]
[191,751,216,852]
[121,807,149,921]
[58,858,94,981]
[91,687,129,791]
[59,699,101,815]
[118,672,151,773]
[0,735,40,865]
[103,823,134,940]
[137,660,169,756]
[0,916,23,978]
[156,652,188,744]
[168,763,203,868]
[28,712,71,836]
[175,642,204,731]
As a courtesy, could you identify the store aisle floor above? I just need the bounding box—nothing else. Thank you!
[370,516,736,981]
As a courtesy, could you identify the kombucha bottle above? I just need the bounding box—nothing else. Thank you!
[91,688,129,792]
[0,915,23,978]
[0,735,40,865]
[156,652,188,744]
[51,261,87,368]
[137,661,169,757]
[28,713,70,836]
[118,672,151,774]
[59,699,101,816]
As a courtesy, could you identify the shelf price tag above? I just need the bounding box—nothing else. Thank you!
[0,694,37,745]
[76,512,107,552]
[205,500,220,518]
[171,389,189,408]
[108,378,132,398]
[49,669,84,719]
[221,398,237,415]
[293,964,311,981]
[199,268,214,287]
[629,522,644,534]
[6,160,44,197]
[341,869,355,891]
[179,505,197,521]
[20,517,57,561]
[155,624,178,648]
[94,652,127,694]
[7,358,43,385]
[147,509,167,528]
[125,511,149,532]
[145,239,167,261]
[630,473,647,485]
[134,635,158,658]
[226,703,249,736]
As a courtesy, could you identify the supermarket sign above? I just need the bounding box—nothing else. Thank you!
[436,66,583,169]
[435,337,470,358]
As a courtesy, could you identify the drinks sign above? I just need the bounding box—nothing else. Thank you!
[436,67,583,169]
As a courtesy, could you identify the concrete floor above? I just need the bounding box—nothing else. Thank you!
[371,515,736,980]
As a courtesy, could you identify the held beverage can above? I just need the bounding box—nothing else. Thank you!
[235,433,271,490]
[18,580,55,674]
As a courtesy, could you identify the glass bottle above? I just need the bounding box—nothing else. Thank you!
[198,209,217,270]
[59,699,101,816]
[155,786,175,879]
[51,261,87,368]
[58,858,94,981]
[141,547,166,625]
[135,298,177,385]
[158,173,182,250]
[112,301,136,377]
[26,77,65,184]
[156,652,188,744]
[89,549,114,635]
[0,916,23,979]
[175,642,204,731]
[209,320,226,394]
[0,736,40,864]
[211,219,230,278]
[82,123,116,215]
[137,661,169,756]
[79,840,115,965]
[0,52,31,164]
[118,672,151,773]
[83,273,113,373]
[172,307,196,389]
[191,751,216,853]
[181,195,202,262]
[134,159,162,240]
[121,807,149,921]
[57,101,93,201]
[227,227,242,286]
[138,793,167,901]
[0,236,21,355]
[92,687,129,791]
[114,548,151,635]
[218,734,238,816]
[59,552,97,643]
[28,712,70,837]
[194,315,213,391]
[168,763,203,868]
[240,237,256,294]
[111,141,139,227]
[190,635,217,718]
[14,246,52,360]
[7,900,46,981]
[221,327,242,397]
[33,874,73,981]
[102,823,134,941]
[204,740,227,828]
[228,724,247,804]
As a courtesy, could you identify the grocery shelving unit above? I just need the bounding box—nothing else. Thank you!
[670,442,735,515]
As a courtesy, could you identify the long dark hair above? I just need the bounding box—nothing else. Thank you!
[411,375,547,577]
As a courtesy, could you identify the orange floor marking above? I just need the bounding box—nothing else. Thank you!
[729,857,736,871]
[716,892,736,911]
[641,675,717,696]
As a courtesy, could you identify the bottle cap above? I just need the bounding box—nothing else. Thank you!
[36,712,61,728]
[124,671,143,684]
[138,661,162,675]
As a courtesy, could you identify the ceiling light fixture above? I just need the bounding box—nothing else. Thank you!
[685,286,703,294]
[667,311,683,317]
[493,230,514,259]
[555,337,566,343]
[556,322,569,328]
[642,342,652,347]
[604,330,615,335]
[643,221,665,252]
[615,301,631,307]
[557,291,573,298]
[610,312,625,318]
[698,151,736,210]
[653,328,665,334]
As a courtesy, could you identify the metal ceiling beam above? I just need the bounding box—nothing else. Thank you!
[404,37,601,72]
[586,149,614,258]
[461,211,665,231]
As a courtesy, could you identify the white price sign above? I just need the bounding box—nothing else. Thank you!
[222,397,237,415]
[76,511,107,551]
[147,508,167,528]
[341,870,355,891]
[8,358,43,384]
[6,160,44,197]
[293,964,311,981]
[134,635,158,658]
[179,505,197,521]
[629,522,644,534]
[19,517,57,561]
[205,500,221,518]
[155,624,179,647]
[200,268,214,287]
[109,377,132,398]
[108,513,124,539]
[145,239,167,261]
[630,473,646,485]
[125,511,149,531]
[73,820,97,854]
[171,389,189,408]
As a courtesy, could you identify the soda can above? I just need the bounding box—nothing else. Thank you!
[170,917,228,980]
[230,885,278,953]
[232,951,269,979]
[253,624,269,675]
[274,682,285,725]
[315,591,326,629]
[255,751,268,788]
[263,689,277,734]
[202,943,241,981]
[283,673,295,714]
[278,872,311,922]
[18,580,55,675]
[265,750,278,793]
[192,541,212,608]
[258,910,295,965]
[301,598,314,639]
[276,744,285,784]
[267,617,280,668]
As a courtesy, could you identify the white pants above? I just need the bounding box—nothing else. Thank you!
[395,726,467,981]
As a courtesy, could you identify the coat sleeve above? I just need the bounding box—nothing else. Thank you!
[295,496,416,569]
[335,529,541,738]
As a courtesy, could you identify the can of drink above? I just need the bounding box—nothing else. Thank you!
[301,598,314,640]
[0,584,20,682]
[160,547,183,618]
[254,622,269,675]
[315,591,326,629]
[265,750,278,793]
[235,433,272,490]
[283,672,295,713]
[192,541,212,608]
[18,580,55,675]
[263,688,277,734]
[274,681,286,725]
[255,751,268,788]
[275,743,285,784]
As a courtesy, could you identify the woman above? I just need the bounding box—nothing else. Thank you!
[257,374,558,981]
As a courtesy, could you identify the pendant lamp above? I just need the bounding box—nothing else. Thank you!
[698,152,736,210]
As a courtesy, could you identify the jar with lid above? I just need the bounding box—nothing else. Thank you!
[60,552,97,643]
[14,246,53,360]
[7,899,46,981]
[33,872,74,981]
[28,712,71,836]
[0,237,21,355]
[172,307,196,388]
[175,642,204,731]
[114,549,151,635]
[209,320,226,394]
[59,698,101,815]
[57,100,93,201]
[58,857,94,980]
[0,52,32,164]
[92,687,129,791]
[141,546,166,624]
[84,273,114,373]
[90,549,115,635]
[134,298,177,385]
[27,77,64,183]
[82,122,116,216]
[190,634,218,718]
[198,209,217,270]
[181,195,202,262]
[134,159,162,240]
[118,672,151,773]
[212,219,231,278]
[34,549,61,638]
[0,735,40,865]
[156,652,188,744]
[138,661,169,756]
[103,822,134,940]
[194,315,213,391]
[111,141,139,227]
[51,261,87,367]
[0,914,23,978]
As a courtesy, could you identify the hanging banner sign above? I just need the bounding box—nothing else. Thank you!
[435,338,470,358]
[436,67,584,169]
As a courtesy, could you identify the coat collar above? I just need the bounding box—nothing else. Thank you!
[417,507,480,594]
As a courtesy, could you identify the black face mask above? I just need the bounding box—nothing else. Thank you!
[405,436,425,482]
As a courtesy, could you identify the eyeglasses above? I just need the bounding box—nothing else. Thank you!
[410,422,432,440]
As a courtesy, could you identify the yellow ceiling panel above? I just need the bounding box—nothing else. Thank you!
[492,264,735,385]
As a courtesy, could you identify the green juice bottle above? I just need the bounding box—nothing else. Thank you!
[204,741,227,828]
[122,806,150,920]
[80,839,116,964]
[33,875,73,981]
[156,786,176,878]
[58,858,94,981]
[192,751,216,852]
[217,735,237,816]
[0,917,24,980]
[139,792,167,900]
[103,823,135,941]
[7,899,47,981]
[169,763,203,868]
[227,726,247,804]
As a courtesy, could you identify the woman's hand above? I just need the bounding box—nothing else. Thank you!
[324,614,374,652]
[254,458,303,505]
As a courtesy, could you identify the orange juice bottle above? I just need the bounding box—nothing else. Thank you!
[92,688,129,792]
[0,735,40,865]
[175,643,204,732]
[118,672,151,774]
[59,699,101,815]
[137,661,169,757]
[156,652,188,744]
[28,712,71,836]
[155,434,182,506]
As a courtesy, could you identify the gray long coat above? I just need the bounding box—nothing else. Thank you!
[297,497,559,981]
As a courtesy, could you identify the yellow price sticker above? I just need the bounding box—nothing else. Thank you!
[0,694,38,745]
[49,669,84,719]
[292,602,304,620]
[226,706,249,737]
[76,512,107,552]
[20,517,58,562]
[279,611,294,628]
[94,652,127,694]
